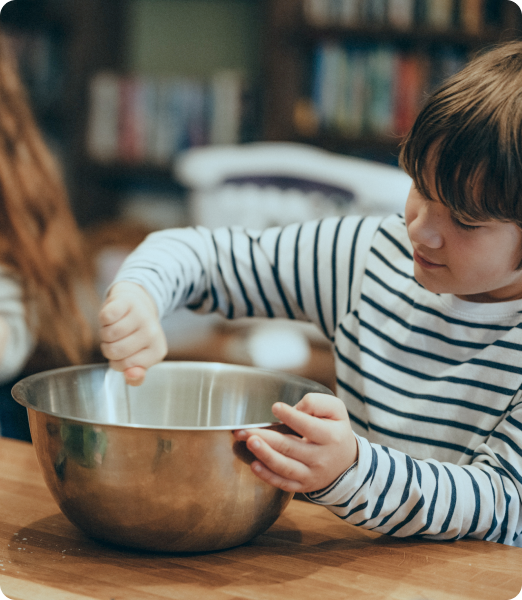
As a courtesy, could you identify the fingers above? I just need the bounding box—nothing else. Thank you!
[99,295,131,328]
[107,344,166,375]
[100,322,155,361]
[249,460,303,493]
[100,304,167,369]
[235,427,304,456]
[234,426,315,480]
[124,366,146,386]
[271,394,348,445]
[99,306,137,344]
[100,293,156,347]
[233,394,357,493]
[101,322,167,369]
[98,281,167,384]
[245,435,308,493]
[294,393,348,421]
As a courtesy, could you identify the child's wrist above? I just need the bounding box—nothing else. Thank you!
[110,281,159,317]
[308,461,358,496]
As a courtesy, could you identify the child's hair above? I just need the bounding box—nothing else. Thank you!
[399,40,522,227]
[0,34,92,367]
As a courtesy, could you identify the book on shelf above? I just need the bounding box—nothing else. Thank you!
[483,0,503,28]
[210,70,243,145]
[118,78,149,163]
[302,0,496,32]
[303,0,333,26]
[362,0,388,24]
[345,49,367,136]
[393,53,429,136]
[150,79,178,165]
[460,0,483,33]
[331,45,354,134]
[87,70,244,166]
[186,79,210,149]
[425,0,455,30]
[428,46,467,90]
[338,0,360,26]
[413,0,428,26]
[387,0,415,29]
[312,43,343,129]
[309,42,469,141]
[366,46,396,135]
[87,72,120,163]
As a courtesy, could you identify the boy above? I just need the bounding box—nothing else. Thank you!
[99,41,522,546]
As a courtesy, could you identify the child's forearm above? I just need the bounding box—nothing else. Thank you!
[306,434,520,545]
[113,224,309,323]
[112,227,214,321]
[111,216,373,330]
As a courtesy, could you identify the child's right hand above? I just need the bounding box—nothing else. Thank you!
[99,281,168,386]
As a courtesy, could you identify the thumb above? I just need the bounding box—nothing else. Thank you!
[294,393,348,420]
[124,366,146,386]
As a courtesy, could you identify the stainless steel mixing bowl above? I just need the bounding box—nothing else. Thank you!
[12,361,333,552]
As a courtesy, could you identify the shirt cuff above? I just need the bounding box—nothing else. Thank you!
[305,433,372,505]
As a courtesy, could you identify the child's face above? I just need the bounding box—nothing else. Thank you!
[404,183,522,303]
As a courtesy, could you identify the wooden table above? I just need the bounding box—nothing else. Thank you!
[0,438,520,600]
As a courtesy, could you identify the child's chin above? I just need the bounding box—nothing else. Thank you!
[412,271,442,293]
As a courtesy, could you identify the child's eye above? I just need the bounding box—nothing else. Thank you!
[452,217,481,232]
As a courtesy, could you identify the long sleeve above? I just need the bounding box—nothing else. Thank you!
[0,269,34,383]
[113,216,382,335]
[307,390,522,544]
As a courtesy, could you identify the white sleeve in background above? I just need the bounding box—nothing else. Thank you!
[0,270,34,384]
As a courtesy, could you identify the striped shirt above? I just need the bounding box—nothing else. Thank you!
[115,214,522,546]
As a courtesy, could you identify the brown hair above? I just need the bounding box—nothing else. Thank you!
[399,40,522,227]
[0,35,92,368]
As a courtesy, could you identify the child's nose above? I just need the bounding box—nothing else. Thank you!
[409,206,444,249]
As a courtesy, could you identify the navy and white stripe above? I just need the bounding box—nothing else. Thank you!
[115,214,522,546]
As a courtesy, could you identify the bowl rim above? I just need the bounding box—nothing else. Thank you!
[11,361,335,431]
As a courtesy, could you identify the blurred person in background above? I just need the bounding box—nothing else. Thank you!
[0,34,93,440]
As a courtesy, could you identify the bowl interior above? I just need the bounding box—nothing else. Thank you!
[12,362,333,430]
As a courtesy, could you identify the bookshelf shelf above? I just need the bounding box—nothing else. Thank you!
[296,23,506,47]
[82,161,181,188]
[262,0,522,164]
[295,132,403,157]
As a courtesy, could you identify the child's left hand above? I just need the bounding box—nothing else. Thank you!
[233,393,358,494]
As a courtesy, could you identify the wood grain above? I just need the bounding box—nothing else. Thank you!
[0,438,520,600]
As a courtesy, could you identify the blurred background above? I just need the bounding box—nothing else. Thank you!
[1,0,521,390]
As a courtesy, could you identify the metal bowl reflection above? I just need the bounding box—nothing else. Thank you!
[12,361,333,552]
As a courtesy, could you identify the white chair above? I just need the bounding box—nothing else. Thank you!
[174,141,412,229]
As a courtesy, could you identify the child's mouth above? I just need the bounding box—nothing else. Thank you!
[413,250,444,269]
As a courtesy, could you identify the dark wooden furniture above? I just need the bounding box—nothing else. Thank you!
[261,0,522,163]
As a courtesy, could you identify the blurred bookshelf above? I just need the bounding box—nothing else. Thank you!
[261,0,522,164]
[0,0,262,228]
[2,0,521,227]
[82,0,263,230]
